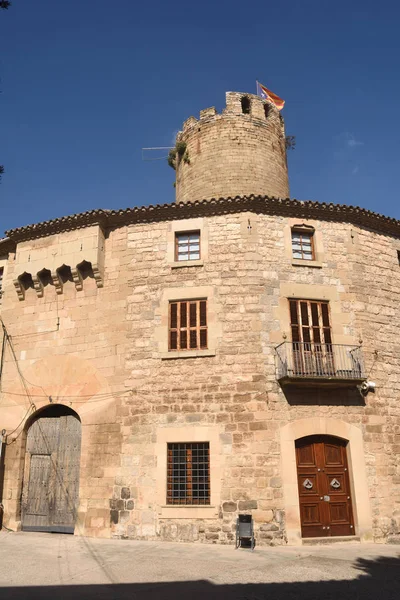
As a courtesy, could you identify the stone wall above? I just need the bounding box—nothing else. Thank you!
[175,92,289,203]
[0,209,400,545]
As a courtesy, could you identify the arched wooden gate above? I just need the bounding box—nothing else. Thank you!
[21,405,82,533]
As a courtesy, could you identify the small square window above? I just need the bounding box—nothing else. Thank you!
[167,442,210,505]
[291,229,315,261]
[175,231,200,262]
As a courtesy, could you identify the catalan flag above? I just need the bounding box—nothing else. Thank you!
[256,81,285,111]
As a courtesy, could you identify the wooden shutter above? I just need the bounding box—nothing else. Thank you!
[289,300,332,345]
[289,299,334,376]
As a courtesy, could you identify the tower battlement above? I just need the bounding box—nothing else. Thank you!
[174,91,290,203]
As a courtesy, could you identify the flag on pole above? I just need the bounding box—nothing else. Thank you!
[256,81,285,111]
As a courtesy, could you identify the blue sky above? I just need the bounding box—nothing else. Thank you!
[1,0,399,236]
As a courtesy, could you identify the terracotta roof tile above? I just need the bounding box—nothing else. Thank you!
[5,196,400,242]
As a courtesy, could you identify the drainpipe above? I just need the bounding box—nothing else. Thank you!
[0,321,6,383]
[0,430,5,528]
[0,430,5,463]
[0,323,6,526]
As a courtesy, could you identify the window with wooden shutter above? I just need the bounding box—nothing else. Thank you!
[175,231,201,261]
[291,229,315,260]
[169,299,207,351]
[167,442,210,505]
[289,299,334,376]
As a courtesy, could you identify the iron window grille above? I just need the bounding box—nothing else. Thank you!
[169,299,207,351]
[175,231,201,262]
[167,442,210,505]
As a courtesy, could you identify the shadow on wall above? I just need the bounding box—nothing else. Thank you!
[1,556,400,599]
[282,386,366,406]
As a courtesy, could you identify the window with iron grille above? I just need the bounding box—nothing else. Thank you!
[169,299,207,351]
[291,229,315,260]
[175,231,200,261]
[167,442,210,505]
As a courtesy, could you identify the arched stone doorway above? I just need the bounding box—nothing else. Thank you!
[21,404,82,533]
[280,418,373,545]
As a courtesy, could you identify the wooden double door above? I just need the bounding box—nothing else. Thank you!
[22,407,81,533]
[296,435,355,538]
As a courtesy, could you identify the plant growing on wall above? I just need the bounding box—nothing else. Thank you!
[285,136,296,151]
[167,141,190,170]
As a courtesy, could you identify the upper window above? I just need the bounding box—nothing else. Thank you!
[0,267,3,300]
[291,229,315,261]
[169,299,207,351]
[167,442,210,505]
[175,231,200,262]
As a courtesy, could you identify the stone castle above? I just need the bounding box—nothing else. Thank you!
[0,91,399,546]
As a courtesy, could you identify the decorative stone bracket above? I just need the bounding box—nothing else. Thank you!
[51,271,63,295]
[13,277,25,301]
[32,275,44,298]
[13,262,104,300]
[71,267,83,292]
[12,225,105,301]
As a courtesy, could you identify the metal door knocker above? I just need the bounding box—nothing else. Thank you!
[303,479,313,489]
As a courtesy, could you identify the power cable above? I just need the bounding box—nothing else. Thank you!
[5,405,35,441]
[0,388,132,399]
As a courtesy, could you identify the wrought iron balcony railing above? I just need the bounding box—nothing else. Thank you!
[275,342,366,385]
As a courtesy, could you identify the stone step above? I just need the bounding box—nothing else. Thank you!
[302,536,361,546]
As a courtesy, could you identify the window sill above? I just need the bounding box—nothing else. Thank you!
[170,260,204,269]
[292,259,323,269]
[159,505,218,519]
[160,349,216,360]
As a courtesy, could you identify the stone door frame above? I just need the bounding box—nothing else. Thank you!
[280,418,373,545]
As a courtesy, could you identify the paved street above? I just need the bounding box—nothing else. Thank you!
[0,531,399,599]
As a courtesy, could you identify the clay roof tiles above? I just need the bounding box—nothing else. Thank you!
[4,196,400,243]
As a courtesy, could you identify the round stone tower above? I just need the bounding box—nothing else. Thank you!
[174,91,290,203]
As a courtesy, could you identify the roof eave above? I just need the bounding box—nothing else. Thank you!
[5,196,400,243]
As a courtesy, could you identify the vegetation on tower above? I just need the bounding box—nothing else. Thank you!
[167,141,190,171]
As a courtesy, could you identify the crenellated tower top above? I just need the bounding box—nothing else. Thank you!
[174,91,290,203]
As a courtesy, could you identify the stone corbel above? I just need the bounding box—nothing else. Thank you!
[13,278,25,301]
[92,262,104,288]
[32,275,44,298]
[71,266,83,291]
[51,270,63,295]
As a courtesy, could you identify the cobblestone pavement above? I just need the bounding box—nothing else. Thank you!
[0,531,399,599]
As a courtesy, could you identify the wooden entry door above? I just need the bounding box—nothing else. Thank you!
[296,436,355,538]
[22,411,81,533]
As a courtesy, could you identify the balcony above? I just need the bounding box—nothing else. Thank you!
[275,342,366,387]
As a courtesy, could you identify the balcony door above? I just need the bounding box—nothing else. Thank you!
[289,299,334,377]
